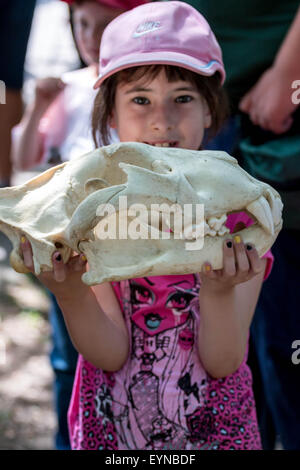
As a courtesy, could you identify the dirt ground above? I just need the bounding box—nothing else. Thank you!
[0,233,56,450]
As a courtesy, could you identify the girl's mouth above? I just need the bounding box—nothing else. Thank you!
[144,141,178,148]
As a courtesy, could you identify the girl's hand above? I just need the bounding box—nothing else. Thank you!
[239,65,297,134]
[200,236,265,293]
[34,77,66,114]
[20,236,88,302]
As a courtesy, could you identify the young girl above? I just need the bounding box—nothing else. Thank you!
[21,1,274,450]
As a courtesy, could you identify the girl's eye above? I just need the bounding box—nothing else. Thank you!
[133,97,150,105]
[166,291,194,310]
[130,282,154,311]
[175,95,193,103]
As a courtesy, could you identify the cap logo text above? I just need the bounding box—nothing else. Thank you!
[133,21,161,38]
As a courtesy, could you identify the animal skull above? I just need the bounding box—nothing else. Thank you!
[0,142,282,285]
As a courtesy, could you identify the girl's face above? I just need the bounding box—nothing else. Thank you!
[73,2,124,66]
[110,69,212,150]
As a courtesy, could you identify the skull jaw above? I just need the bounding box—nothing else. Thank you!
[79,221,281,285]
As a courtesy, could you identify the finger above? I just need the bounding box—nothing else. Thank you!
[51,80,65,94]
[249,110,262,127]
[251,114,271,132]
[270,116,293,135]
[70,253,87,272]
[256,113,281,133]
[52,251,67,282]
[245,244,264,275]
[201,262,219,281]
[239,92,252,113]
[223,239,236,276]
[232,235,250,276]
[47,78,65,89]
[20,236,34,271]
[56,79,66,89]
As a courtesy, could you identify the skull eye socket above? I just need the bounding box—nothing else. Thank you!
[54,242,63,249]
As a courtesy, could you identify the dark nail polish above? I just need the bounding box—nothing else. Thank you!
[226,241,232,248]
[246,244,252,251]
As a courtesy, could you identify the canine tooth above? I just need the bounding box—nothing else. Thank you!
[246,196,274,235]
[273,197,283,225]
[265,189,283,226]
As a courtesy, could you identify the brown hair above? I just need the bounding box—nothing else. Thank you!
[71,0,97,5]
[92,64,229,147]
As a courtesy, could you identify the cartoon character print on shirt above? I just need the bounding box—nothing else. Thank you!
[112,274,209,450]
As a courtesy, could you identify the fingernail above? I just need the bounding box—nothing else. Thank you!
[226,241,232,248]
[54,253,62,262]
[21,236,26,244]
[246,244,252,251]
[234,235,241,244]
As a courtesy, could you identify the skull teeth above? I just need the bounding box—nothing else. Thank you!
[94,190,281,241]
[246,195,275,236]
[207,214,227,231]
[204,220,230,238]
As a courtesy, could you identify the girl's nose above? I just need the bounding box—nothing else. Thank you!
[151,105,175,132]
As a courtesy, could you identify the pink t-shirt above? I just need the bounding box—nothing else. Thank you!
[68,212,273,450]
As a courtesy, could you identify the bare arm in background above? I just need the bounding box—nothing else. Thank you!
[13,77,65,170]
[239,7,300,134]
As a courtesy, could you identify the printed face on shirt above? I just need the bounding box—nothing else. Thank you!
[129,276,199,336]
[73,2,125,65]
[110,68,212,150]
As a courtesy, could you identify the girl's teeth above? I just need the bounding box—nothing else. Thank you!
[153,143,170,147]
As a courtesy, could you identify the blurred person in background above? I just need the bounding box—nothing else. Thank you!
[13,0,149,450]
[184,0,300,449]
[0,0,36,187]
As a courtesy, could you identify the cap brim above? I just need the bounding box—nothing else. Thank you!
[93,51,225,89]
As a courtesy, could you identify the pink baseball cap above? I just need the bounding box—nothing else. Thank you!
[61,0,148,11]
[94,1,225,89]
